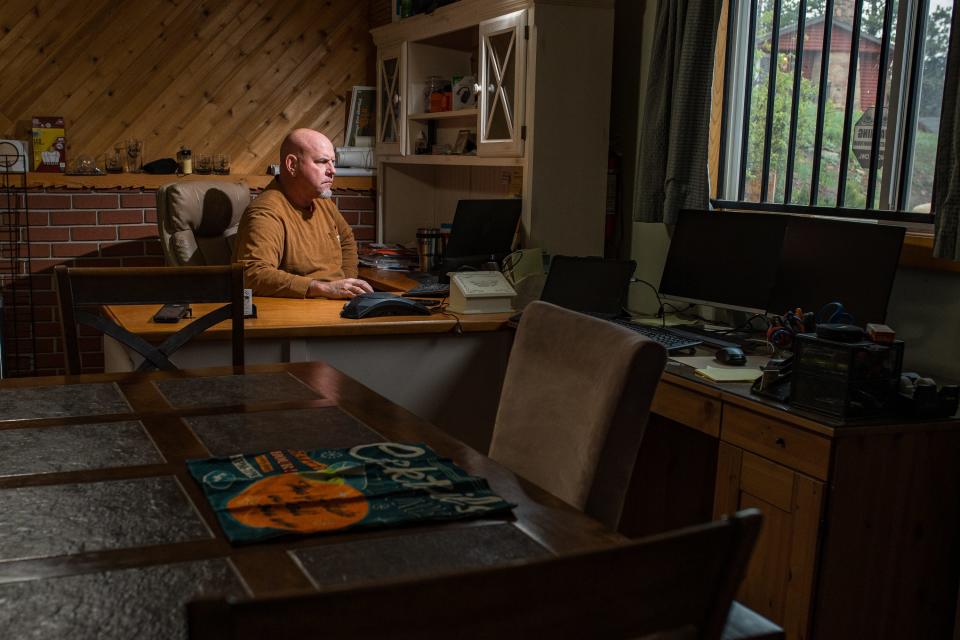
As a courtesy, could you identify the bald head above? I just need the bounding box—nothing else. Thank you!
[277,128,337,208]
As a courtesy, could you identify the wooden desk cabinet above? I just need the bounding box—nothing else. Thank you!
[624,366,960,640]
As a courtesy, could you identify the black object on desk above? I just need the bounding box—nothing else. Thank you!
[153,303,191,323]
[790,333,903,419]
[340,293,431,319]
[403,282,450,298]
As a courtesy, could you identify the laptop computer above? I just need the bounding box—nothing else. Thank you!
[535,255,637,319]
[434,199,522,276]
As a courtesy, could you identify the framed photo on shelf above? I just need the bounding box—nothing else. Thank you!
[346,86,376,147]
[453,129,475,155]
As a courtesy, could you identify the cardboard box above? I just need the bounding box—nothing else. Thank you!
[31,116,66,173]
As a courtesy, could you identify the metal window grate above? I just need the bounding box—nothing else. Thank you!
[717,0,950,220]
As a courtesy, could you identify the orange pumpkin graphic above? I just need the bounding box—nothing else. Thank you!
[227,472,369,532]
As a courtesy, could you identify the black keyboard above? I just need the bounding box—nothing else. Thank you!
[403,283,450,298]
[610,320,703,352]
[663,325,742,350]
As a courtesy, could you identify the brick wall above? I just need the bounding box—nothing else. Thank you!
[1,187,377,378]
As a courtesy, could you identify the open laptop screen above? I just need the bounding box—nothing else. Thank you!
[539,256,637,318]
[441,199,522,269]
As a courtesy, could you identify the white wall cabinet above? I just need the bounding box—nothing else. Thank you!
[371,0,614,258]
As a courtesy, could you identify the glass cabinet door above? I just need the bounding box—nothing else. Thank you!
[376,43,405,155]
[478,10,526,157]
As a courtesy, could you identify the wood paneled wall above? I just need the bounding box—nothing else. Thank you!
[0,0,386,175]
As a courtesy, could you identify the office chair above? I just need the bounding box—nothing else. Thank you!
[488,300,667,531]
[187,509,764,640]
[156,182,252,266]
[54,264,245,374]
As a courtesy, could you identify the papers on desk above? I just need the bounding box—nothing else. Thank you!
[671,355,768,383]
[188,443,514,543]
[694,366,764,383]
[358,244,418,271]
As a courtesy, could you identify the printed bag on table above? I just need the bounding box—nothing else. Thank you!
[187,442,515,543]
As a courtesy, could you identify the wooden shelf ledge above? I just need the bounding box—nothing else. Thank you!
[21,172,376,191]
[901,232,960,273]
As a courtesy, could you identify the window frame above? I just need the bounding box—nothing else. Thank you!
[711,0,946,225]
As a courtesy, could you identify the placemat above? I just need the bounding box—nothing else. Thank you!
[153,372,321,408]
[0,383,131,421]
[188,443,514,543]
[184,407,381,456]
[293,523,549,587]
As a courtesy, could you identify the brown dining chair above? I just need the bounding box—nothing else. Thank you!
[156,181,252,266]
[488,300,668,531]
[54,264,245,374]
[187,509,764,640]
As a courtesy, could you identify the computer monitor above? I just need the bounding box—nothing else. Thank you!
[658,210,788,314]
[767,218,904,324]
[440,198,522,271]
[539,255,637,318]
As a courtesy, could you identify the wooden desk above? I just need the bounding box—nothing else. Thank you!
[625,359,960,640]
[0,362,618,638]
[103,297,514,452]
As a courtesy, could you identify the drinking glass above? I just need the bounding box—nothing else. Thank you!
[105,144,124,173]
[125,139,143,173]
[195,153,212,174]
[213,153,230,175]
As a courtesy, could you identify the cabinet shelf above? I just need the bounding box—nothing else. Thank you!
[408,109,479,121]
[378,154,523,167]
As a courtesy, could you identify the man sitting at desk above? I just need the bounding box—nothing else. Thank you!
[233,128,374,298]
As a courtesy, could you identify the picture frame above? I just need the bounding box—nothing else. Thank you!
[346,86,376,147]
[453,128,474,155]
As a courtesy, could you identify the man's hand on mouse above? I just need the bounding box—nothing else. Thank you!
[309,278,373,299]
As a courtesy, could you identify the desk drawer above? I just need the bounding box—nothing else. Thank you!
[652,381,721,438]
[722,404,831,480]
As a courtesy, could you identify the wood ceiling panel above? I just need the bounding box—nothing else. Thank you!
[0,0,376,175]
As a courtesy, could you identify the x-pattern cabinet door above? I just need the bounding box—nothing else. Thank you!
[377,43,405,155]
[478,10,526,157]
[714,443,825,640]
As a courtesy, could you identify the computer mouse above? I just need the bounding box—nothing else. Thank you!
[340,292,431,319]
[715,346,747,366]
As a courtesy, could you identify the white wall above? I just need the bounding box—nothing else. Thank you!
[887,268,960,381]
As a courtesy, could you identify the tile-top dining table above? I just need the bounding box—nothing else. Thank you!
[0,361,621,639]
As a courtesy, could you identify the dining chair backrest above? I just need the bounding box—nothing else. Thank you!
[187,509,762,640]
[54,264,244,374]
[156,181,252,266]
[488,300,667,530]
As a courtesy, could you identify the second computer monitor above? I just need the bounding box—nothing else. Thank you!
[767,218,905,324]
[658,210,788,314]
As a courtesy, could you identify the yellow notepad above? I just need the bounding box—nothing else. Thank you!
[694,366,763,383]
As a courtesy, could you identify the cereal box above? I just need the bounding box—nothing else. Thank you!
[31,116,66,173]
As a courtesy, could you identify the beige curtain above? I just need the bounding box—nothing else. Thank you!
[633,0,723,223]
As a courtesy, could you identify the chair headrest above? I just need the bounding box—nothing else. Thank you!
[159,182,251,237]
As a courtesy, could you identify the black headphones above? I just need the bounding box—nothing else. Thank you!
[817,301,855,325]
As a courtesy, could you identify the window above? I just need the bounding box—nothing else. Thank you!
[715,0,955,222]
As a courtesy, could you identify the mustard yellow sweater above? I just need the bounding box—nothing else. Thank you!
[232,180,359,297]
